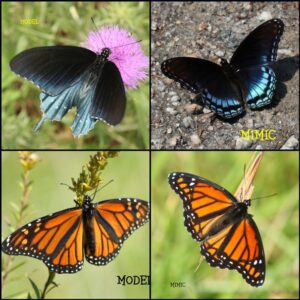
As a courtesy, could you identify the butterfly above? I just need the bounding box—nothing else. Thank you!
[2,195,149,273]
[168,172,265,287]
[10,45,126,136]
[161,19,284,119]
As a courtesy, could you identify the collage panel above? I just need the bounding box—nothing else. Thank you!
[151,2,299,150]
[2,151,150,299]
[2,2,149,150]
[151,151,299,298]
[1,1,300,299]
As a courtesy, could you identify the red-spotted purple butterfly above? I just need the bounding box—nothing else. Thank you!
[161,19,284,119]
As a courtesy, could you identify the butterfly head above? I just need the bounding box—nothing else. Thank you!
[244,199,251,207]
[100,47,111,59]
[81,195,94,210]
[83,195,92,203]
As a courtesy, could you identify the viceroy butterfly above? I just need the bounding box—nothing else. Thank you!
[168,172,265,287]
[2,195,149,274]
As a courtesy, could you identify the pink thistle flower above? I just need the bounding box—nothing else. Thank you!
[84,26,148,89]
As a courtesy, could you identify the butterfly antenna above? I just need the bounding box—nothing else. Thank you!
[91,17,106,51]
[91,179,114,201]
[110,40,142,50]
[251,192,278,201]
[239,164,247,201]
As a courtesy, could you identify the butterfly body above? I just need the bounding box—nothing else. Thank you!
[200,202,248,240]
[161,19,284,119]
[168,172,265,287]
[10,46,126,136]
[2,195,149,273]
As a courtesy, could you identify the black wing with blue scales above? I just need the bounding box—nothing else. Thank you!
[10,46,96,96]
[161,57,244,119]
[161,19,284,119]
[10,46,126,136]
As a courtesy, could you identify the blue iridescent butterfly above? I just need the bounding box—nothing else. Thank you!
[10,46,126,136]
[161,19,284,119]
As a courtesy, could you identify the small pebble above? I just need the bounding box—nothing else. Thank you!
[235,137,253,149]
[183,116,193,128]
[281,136,299,150]
[191,134,201,146]
[203,108,211,114]
[169,136,178,147]
[166,107,177,115]
[170,95,180,102]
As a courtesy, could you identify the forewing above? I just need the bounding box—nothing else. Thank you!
[161,57,244,118]
[2,207,84,274]
[230,19,284,69]
[10,46,96,95]
[168,172,237,241]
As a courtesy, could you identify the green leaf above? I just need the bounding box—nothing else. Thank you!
[28,277,41,299]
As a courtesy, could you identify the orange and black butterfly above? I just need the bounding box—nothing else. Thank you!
[168,172,265,287]
[2,195,149,273]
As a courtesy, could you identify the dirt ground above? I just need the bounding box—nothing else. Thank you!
[151,2,299,149]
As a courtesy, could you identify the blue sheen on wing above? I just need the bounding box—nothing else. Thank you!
[71,90,97,137]
[34,77,97,137]
[201,88,244,119]
[10,46,127,136]
[161,19,284,119]
[237,66,276,109]
[33,83,80,132]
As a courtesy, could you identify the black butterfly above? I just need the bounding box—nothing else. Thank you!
[161,19,284,119]
[10,46,126,136]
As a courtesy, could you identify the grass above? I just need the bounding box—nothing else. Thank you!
[2,2,149,149]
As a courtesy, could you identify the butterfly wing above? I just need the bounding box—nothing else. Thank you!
[84,198,149,265]
[10,46,97,96]
[89,61,126,126]
[200,215,265,287]
[2,207,84,273]
[33,79,83,132]
[33,60,126,136]
[161,58,244,118]
[230,19,284,69]
[168,172,238,241]
[236,66,276,109]
[169,172,265,287]
[230,19,284,110]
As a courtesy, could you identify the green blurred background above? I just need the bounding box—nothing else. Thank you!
[151,151,299,299]
[2,151,149,299]
[1,2,149,149]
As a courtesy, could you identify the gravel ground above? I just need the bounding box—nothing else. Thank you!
[151,2,299,149]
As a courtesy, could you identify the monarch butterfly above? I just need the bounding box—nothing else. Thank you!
[2,195,149,273]
[168,172,265,287]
